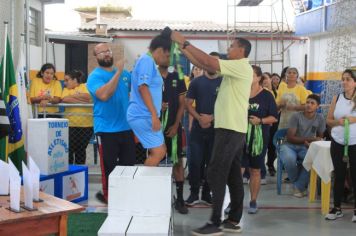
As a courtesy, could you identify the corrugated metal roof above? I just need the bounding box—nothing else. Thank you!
[79,18,294,33]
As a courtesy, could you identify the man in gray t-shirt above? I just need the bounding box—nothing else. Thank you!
[280,94,326,197]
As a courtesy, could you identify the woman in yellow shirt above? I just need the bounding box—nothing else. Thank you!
[276,67,308,129]
[30,63,62,117]
[62,70,93,165]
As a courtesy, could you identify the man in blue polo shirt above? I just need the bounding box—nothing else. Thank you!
[87,43,136,204]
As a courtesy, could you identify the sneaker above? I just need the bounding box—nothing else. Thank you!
[248,201,258,214]
[352,211,356,222]
[261,178,267,185]
[325,208,343,220]
[283,177,290,183]
[293,188,306,198]
[243,177,249,184]
[224,203,231,215]
[191,222,223,236]
[221,219,242,233]
[185,193,200,206]
[175,199,189,214]
[95,191,107,204]
[201,193,213,206]
[268,166,276,176]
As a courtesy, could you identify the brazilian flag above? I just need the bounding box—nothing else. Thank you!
[0,36,26,173]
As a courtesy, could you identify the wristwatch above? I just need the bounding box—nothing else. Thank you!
[182,40,190,49]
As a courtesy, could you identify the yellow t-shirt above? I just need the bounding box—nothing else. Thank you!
[215,58,253,133]
[30,78,62,113]
[276,84,309,129]
[61,84,93,127]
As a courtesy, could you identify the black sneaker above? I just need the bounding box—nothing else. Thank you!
[268,166,276,176]
[221,219,242,233]
[325,207,343,220]
[191,222,223,236]
[201,193,213,206]
[175,199,189,214]
[95,191,107,204]
[185,193,200,206]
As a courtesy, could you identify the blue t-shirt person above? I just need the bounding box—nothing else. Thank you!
[126,53,164,149]
[127,53,163,120]
[86,68,131,133]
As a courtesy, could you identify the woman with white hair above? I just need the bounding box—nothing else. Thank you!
[276,67,309,129]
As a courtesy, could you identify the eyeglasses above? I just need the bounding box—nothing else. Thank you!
[97,50,112,56]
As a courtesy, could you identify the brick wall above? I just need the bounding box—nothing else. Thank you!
[87,42,125,74]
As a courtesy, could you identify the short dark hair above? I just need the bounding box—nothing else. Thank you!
[149,34,171,52]
[65,70,86,84]
[252,65,262,77]
[307,94,321,105]
[235,37,251,57]
[209,51,221,58]
[36,63,57,79]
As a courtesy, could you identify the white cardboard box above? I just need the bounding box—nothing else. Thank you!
[108,166,172,217]
[28,118,69,175]
[98,216,132,236]
[126,216,171,236]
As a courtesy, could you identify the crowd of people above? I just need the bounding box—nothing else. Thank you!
[27,27,356,235]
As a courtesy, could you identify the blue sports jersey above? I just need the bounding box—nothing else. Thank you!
[87,67,131,133]
[127,53,163,120]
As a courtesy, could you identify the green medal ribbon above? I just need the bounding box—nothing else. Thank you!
[169,42,184,80]
[343,118,349,164]
[246,123,264,157]
[162,108,178,164]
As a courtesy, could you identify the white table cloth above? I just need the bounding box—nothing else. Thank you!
[303,141,334,183]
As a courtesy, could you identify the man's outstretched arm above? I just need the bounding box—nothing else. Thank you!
[171,31,220,74]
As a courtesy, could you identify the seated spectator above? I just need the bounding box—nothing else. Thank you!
[280,94,326,197]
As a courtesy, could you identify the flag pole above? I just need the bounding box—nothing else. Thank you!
[2,21,8,97]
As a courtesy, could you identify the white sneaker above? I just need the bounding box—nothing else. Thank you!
[243,177,249,184]
[352,214,356,223]
[293,188,306,198]
[261,178,267,185]
[325,208,343,220]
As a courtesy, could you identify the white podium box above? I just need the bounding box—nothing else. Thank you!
[28,118,69,175]
[98,216,132,236]
[126,216,171,236]
[98,216,171,236]
[108,166,172,217]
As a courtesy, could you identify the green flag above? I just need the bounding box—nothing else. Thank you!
[0,36,26,173]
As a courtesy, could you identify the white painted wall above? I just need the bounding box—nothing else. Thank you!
[308,34,329,73]
[46,43,65,73]
[117,36,304,75]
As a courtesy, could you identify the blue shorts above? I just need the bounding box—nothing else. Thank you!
[127,117,164,149]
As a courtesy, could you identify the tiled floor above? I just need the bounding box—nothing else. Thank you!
[82,167,356,236]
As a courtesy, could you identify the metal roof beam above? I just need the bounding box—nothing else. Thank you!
[237,0,264,6]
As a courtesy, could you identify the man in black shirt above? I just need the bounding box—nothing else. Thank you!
[160,64,188,214]
[185,52,222,206]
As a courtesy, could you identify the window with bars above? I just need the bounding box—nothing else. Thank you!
[27,7,41,46]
